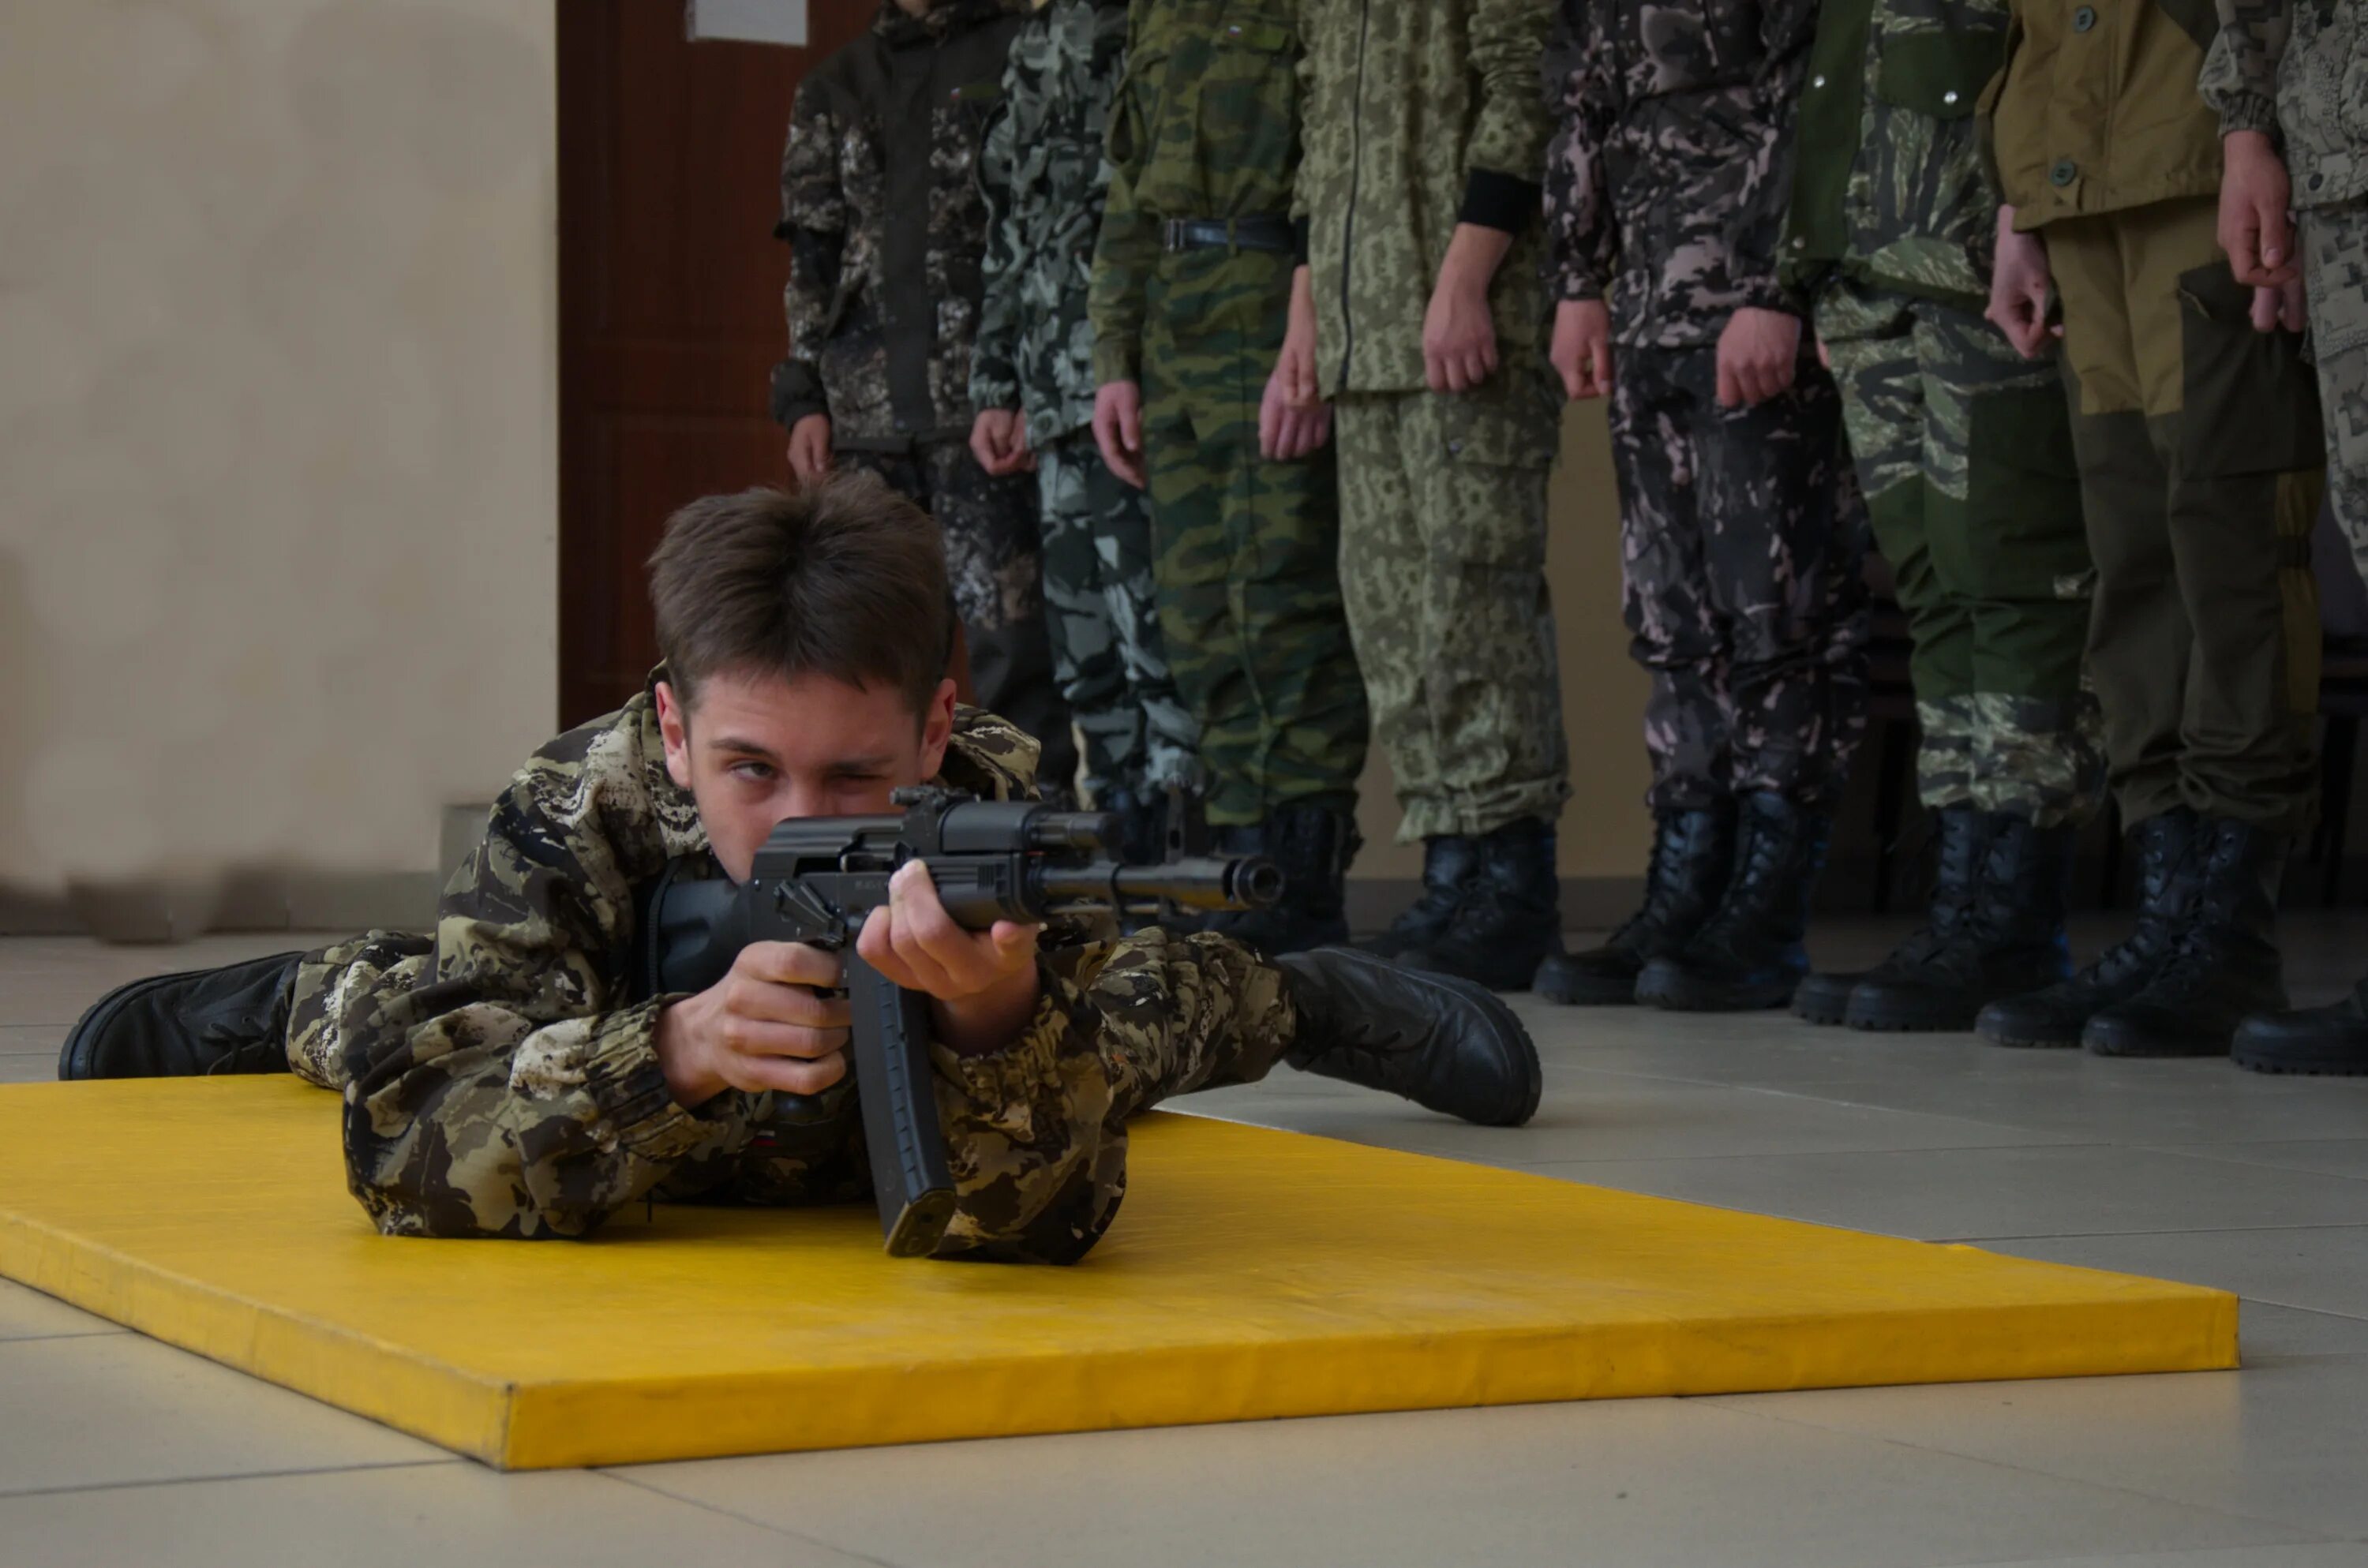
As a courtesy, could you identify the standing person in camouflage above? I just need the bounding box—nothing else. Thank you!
[2203,0,2368,1076]
[1778,0,2107,1034]
[969,0,1198,861]
[773,0,1077,796]
[1530,0,1872,1014]
[1976,0,2325,1060]
[56,481,1542,1254]
[1291,0,1575,992]
[1087,0,1372,952]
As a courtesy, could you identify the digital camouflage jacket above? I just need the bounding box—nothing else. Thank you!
[1546,0,1817,349]
[332,679,1292,1263]
[969,0,1133,442]
[1780,0,2014,310]
[2201,0,2368,211]
[772,0,1025,449]
[1295,0,1561,395]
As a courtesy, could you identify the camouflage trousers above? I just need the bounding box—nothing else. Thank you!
[286,926,1295,1264]
[840,440,1078,795]
[1609,344,1871,814]
[1333,373,1573,842]
[2047,197,2322,836]
[1141,274,1370,827]
[2304,198,2368,589]
[1034,431,1200,800]
[1815,280,2107,829]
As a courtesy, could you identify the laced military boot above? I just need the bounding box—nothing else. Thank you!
[1277,945,1542,1126]
[1635,793,1830,1012]
[1536,805,1734,1006]
[1360,835,1481,960]
[1976,807,2201,1048]
[58,951,305,1080]
[2234,976,2368,1076]
[2084,818,2289,1058]
[1843,811,2078,1032]
[1793,806,1987,1026]
[1208,805,1360,956]
[1399,818,1564,993]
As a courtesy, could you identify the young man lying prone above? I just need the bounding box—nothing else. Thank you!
[62,477,1541,1263]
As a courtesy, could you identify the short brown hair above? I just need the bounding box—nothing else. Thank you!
[646,476,950,718]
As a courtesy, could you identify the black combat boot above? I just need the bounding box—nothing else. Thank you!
[1276,946,1542,1126]
[58,951,305,1080]
[1208,805,1360,956]
[1844,812,2078,1032]
[2084,818,2288,1058]
[1976,807,2201,1048]
[1535,805,1734,1006]
[1361,835,1481,960]
[1793,806,1988,1026]
[1399,818,1564,993]
[2234,977,2368,1076]
[1635,793,1830,1012]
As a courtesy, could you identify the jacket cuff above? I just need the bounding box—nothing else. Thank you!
[1557,270,1606,305]
[1295,216,1311,265]
[579,999,730,1162]
[928,969,1074,1125]
[1737,276,1802,317]
[2218,92,2281,141]
[969,366,1021,416]
[1090,338,1141,387]
[1459,168,1542,234]
[770,359,828,429]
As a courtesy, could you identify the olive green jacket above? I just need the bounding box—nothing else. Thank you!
[1988,0,2225,230]
[1293,0,1558,395]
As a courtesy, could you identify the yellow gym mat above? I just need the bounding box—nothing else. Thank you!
[0,1079,2234,1469]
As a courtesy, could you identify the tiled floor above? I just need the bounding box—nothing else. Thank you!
[3,920,2366,1566]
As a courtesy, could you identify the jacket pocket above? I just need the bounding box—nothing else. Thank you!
[2176,260,2328,477]
[1874,24,2006,120]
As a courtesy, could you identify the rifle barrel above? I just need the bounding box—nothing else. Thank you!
[1035,855,1283,911]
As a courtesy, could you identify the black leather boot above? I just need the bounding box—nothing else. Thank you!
[1277,946,1542,1126]
[1635,793,1830,1012]
[1844,812,2077,1032]
[1976,807,2201,1048]
[1208,806,1360,956]
[2234,976,2368,1076]
[2084,818,2288,1058]
[1535,805,1733,1006]
[1399,818,1564,992]
[58,951,305,1080]
[1793,806,1988,1026]
[1360,835,1480,960]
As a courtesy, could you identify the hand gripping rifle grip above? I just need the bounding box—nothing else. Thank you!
[846,951,959,1257]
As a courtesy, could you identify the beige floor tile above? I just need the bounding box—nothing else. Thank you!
[0,1334,441,1496]
[1988,1226,2368,1326]
[0,1464,875,1567]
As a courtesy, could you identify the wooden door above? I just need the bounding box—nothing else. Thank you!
[557,0,875,727]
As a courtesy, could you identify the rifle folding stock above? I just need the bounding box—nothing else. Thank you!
[644,786,1280,1256]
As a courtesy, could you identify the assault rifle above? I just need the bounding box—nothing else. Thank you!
[642,785,1280,1257]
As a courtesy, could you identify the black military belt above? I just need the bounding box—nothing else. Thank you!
[1162,217,1295,254]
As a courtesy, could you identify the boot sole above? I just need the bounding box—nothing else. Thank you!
[2084,1033,2234,1060]
[2232,1045,2368,1076]
[1534,975,1642,1007]
[1636,974,1798,1012]
[1845,1009,1978,1034]
[1976,1025,2085,1050]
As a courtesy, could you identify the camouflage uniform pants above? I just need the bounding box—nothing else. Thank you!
[839,440,1078,795]
[1034,430,1200,800]
[2303,198,2368,588]
[1815,280,2107,829]
[2044,197,2323,836]
[1141,261,1369,828]
[1332,375,1573,842]
[286,927,1294,1264]
[1609,344,1871,814]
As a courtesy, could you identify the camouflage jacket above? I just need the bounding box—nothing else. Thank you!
[2201,0,2368,211]
[1295,0,1560,395]
[970,0,1133,442]
[1545,0,1817,350]
[772,0,1025,450]
[1086,0,1311,387]
[339,679,1196,1263]
[1780,0,2011,310]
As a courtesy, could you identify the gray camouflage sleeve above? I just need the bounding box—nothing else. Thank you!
[1542,0,1618,302]
[775,84,843,430]
[970,37,1027,414]
[1728,0,1817,316]
[2200,0,2289,140]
